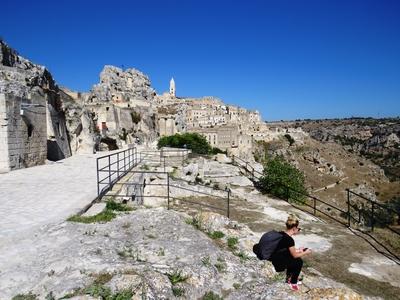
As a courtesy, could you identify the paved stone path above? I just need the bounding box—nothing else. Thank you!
[0,152,117,241]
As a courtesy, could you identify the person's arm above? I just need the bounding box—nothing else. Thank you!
[289,246,311,258]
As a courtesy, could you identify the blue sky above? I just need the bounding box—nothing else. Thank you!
[1,0,399,121]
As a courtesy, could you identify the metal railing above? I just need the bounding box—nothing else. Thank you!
[96,147,138,198]
[347,189,400,235]
[100,170,231,217]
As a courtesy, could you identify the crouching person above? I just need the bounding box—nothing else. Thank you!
[271,214,312,291]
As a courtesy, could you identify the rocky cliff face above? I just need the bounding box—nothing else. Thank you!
[89,65,156,103]
[298,118,400,181]
[86,66,158,150]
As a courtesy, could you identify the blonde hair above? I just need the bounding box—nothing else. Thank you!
[286,214,299,230]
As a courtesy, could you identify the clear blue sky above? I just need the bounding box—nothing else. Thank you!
[1,0,399,121]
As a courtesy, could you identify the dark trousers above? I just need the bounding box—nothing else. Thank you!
[272,257,303,284]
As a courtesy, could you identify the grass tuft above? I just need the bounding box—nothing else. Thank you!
[207,231,225,239]
[167,270,189,285]
[67,210,116,223]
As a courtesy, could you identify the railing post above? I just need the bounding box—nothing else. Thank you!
[347,189,351,227]
[167,173,170,210]
[124,150,126,172]
[117,152,120,179]
[96,158,100,198]
[371,202,375,232]
[313,197,316,215]
[227,188,230,218]
[135,147,137,165]
[108,155,111,187]
[129,148,131,167]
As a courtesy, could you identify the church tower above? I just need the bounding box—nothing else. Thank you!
[169,77,176,97]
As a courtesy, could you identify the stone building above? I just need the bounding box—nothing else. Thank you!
[0,40,71,172]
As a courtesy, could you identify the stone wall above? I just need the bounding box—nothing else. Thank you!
[0,93,47,172]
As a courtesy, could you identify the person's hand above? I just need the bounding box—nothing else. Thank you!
[304,248,312,255]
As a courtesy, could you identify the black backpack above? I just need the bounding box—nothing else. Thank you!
[253,230,284,261]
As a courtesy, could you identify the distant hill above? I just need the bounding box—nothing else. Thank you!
[296,118,400,181]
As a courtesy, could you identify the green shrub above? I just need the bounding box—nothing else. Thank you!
[284,134,295,146]
[208,231,225,239]
[158,133,211,154]
[258,155,307,203]
[106,200,133,212]
[227,237,239,250]
[202,291,223,300]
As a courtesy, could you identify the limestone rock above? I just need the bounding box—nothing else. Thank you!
[89,65,155,103]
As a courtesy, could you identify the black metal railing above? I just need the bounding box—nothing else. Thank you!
[101,170,231,217]
[96,147,138,198]
[347,189,400,235]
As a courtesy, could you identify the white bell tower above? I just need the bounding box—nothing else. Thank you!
[169,77,176,97]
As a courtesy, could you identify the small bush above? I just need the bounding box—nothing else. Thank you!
[208,231,225,239]
[106,200,133,212]
[284,134,295,146]
[258,155,307,203]
[227,237,239,250]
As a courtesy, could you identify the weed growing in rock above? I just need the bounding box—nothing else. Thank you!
[271,272,286,282]
[202,291,223,300]
[167,270,189,285]
[140,164,150,171]
[67,210,116,223]
[117,246,145,262]
[172,287,185,297]
[214,257,226,273]
[12,292,38,300]
[227,236,239,250]
[201,256,211,267]
[233,282,241,290]
[157,247,165,256]
[207,230,225,239]
[67,200,133,224]
[185,215,202,230]
[235,250,250,262]
[106,200,133,212]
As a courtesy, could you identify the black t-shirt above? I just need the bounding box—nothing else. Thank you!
[270,232,295,271]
